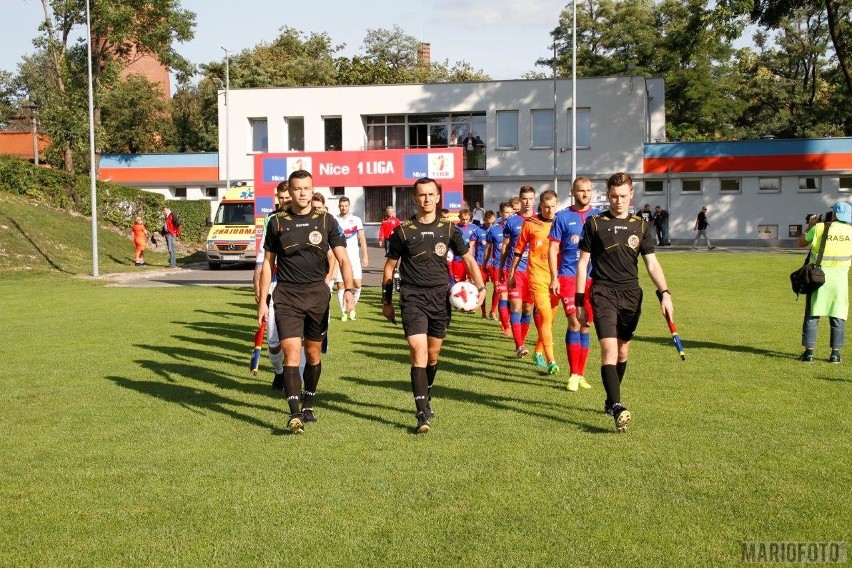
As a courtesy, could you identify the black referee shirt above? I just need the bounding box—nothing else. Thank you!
[387,215,468,288]
[264,208,346,285]
[579,211,655,289]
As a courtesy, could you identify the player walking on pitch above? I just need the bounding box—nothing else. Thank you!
[509,190,561,374]
[258,170,356,434]
[575,172,674,433]
[334,196,368,321]
[548,177,600,391]
[500,186,537,358]
[382,177,486,434]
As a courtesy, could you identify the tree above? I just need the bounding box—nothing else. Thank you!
[739,0,852,95]
[361,25,420,70]
[170,83,217,152]
[100,74,174,153]
[27,0,195,171]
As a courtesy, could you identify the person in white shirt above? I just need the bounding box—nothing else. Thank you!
[334,196,369,320]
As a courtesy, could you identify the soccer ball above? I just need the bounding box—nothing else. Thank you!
[450,281,479,311]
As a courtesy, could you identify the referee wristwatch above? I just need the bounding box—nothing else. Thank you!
[655,289,671,302]
[477,286,486,293]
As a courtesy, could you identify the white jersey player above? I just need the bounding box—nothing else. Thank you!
[333,196,369,320]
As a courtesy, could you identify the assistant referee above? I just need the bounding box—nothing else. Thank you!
[382,177,486,434]
[575,172,674,433]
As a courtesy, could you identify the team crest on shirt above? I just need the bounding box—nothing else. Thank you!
[309,230,323,245]
[434,242,447,256]
[571,234,580,244]
[627,235,640,249]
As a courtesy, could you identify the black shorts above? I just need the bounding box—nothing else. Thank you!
[399,284,452,338]
[273,281,331,342]
[591,284,642,341]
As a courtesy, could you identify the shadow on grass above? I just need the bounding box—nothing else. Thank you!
[7,216,70,273]
[105,375,277,430]
[633,335,795,360]
[341,374,610,434]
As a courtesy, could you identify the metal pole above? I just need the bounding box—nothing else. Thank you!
[571,0,577,185]
[30,107,39,166]
[552,42,558,194]
[86,0,99,277]
[221,47,230,189]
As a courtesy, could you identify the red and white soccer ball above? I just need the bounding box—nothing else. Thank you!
[450,281,479,311]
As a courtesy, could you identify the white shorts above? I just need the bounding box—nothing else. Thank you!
[266,281,279,345]
[334,251,363,282]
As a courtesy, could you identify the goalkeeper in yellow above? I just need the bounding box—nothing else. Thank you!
[508,190,561,374]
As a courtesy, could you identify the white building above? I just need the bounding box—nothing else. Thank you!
[218,77,665,239]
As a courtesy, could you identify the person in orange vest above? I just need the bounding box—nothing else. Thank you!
[132,215,149,266]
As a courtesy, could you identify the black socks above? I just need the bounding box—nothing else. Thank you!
[410,366,429,413]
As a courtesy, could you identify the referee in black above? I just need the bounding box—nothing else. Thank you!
[575,172,674,433]
[382,177,486,433]
[258,170,355,434]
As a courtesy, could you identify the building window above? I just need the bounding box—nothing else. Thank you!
[798,176,820,193]
[720,178,741,193]
[331,187,345,196]
[682,179,702,193]
[364,186,419,223]
[249,118,268,152]
[496,110,519,149]
[286,117,304,151]
[567,108,591,148]
[840,176,852,192]
[531,109,554,149]
[644,180,664,194]
[463,185,484,210]
[759,177,780,193]
[205,187,218,199]
[173,187,187,199]
[365,115,405,150]
[324,116,342,151]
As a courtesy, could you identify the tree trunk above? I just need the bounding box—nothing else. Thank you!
[825,0,852,94]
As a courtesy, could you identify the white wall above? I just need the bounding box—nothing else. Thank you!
[218,77,657,236]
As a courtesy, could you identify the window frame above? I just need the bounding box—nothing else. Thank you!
[681,179,703,193]
[496,110,519,150]
[530,109,554,149]
[249,117,269,153]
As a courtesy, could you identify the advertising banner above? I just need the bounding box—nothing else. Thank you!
[252,148,464,250]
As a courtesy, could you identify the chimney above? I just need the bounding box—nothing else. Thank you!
[418,42,431,65]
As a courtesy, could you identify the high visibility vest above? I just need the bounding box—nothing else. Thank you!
[810,222,852,268]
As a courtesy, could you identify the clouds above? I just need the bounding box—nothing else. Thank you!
[431,0,564,28]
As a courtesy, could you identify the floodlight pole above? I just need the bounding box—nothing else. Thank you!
[552,42,558,194]
[86,0,99,277]
[221,47,230,190]
[571,0,577,185]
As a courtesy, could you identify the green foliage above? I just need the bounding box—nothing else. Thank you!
[166,199,209,243]
[100,74,175,153]
[0,254,849,564]
[0,155,206,243]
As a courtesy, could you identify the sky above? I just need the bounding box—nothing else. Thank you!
[4,0,568,81]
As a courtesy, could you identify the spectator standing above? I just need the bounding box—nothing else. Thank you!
[693,206,715,250]
[653,205,670,246]
[472,202,485,226]
[378,206,401,255]
[161,206,180,268]
[797,202,852,363]
[132,216,149,266]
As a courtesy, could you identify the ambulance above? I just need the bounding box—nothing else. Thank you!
[205,183,256,269]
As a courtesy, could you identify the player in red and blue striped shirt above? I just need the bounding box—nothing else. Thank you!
[548,177,601,391]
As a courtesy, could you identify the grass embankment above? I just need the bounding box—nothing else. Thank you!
[0,235,849,565]
[0,191,202,278]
